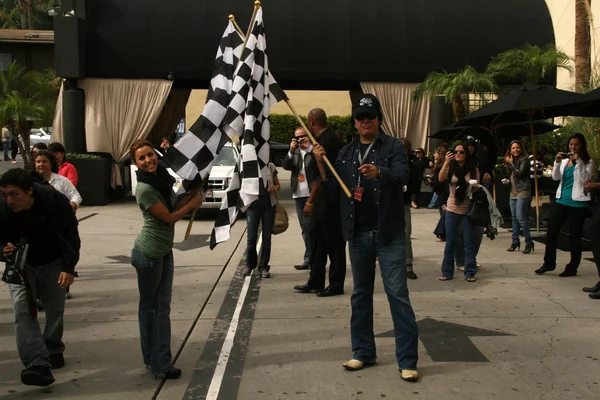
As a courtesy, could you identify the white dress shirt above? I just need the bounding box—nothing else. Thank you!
[49,173,83,206]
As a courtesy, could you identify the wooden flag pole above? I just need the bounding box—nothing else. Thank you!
[184,2,262,241]
[284,100,353,198]
[231,12,351,198]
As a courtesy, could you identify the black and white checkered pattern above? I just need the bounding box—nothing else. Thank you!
[164,21,244,193]
[210,9,286,248]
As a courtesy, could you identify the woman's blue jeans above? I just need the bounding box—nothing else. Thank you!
[246,194,276,271]
[510,197,532,247]
[131,247,174,375]
[348,230,419,370]
[442,211,477,278]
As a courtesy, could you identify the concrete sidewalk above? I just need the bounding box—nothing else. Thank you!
[0,171,599,399]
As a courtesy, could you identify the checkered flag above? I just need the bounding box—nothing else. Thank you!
[164,21,244,192]
[210,8,287,248]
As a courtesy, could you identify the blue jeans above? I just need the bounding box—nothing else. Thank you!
[131,247,174,375]
[454,224,484,267]
[442,211,477,278]
[348,230,419,370]
[428,193,439,208]
[404,205,413,270]
[3,140,9,161]
[510,197,532,246]
[8,258,66,369]
[246,194,276,271]
[295,197,313,266]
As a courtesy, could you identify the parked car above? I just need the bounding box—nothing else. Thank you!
[130,142,240,211]
[29,128,52,148]
[270,140,290,167]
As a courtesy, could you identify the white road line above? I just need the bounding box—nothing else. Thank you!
[206,233,262,400]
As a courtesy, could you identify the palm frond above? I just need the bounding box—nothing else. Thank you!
[486,43,573,84]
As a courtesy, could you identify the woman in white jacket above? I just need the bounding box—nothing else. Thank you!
[536,133,594,277]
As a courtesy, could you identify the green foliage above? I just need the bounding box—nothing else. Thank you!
[412,66,497,103]
[486,43,573,84]
[0,0,55,29]
[270,114,354,143]
[0,62,59,168]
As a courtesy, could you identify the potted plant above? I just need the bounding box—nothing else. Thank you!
[68,153,112,206]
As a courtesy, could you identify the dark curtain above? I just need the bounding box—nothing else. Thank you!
[147,88,192,146]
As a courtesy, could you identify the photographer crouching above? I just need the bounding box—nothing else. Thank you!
[0,168,80,386]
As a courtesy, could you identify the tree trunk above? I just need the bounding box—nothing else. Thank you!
[452,96,466,121]
[19,13,27,29]
[16,122,33,171]
[575,0,592,92]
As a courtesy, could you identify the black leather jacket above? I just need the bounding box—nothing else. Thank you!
[508,156,531,193]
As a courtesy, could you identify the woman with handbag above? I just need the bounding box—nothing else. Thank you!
[130,140,204,379]
[242,162,280,279]
[504,140,534,254]
[536,133,595,277]
[438,142,480,282]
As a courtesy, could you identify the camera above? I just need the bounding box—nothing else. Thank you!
[560,152,571,159]
[1,243,29,285]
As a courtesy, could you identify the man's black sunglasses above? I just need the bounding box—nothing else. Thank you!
[355,113,377,121]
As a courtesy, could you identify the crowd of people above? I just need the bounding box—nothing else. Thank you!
[2,94,600,389]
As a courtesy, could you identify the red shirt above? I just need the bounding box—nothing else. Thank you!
[58,161,78,187]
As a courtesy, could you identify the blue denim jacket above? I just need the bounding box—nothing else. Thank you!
[330,131,409,245]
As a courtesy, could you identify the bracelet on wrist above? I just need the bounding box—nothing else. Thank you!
[306,202,313,206]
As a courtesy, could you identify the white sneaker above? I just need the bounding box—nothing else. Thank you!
[477,263,482,269]
[457,265,464,271]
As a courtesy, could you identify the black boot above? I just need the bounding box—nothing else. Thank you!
[522,243,534,254]
[582,281,600,293]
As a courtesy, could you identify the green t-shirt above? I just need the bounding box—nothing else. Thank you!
[134,182,175,258]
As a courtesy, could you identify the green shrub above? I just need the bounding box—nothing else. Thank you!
[270,114,355,143]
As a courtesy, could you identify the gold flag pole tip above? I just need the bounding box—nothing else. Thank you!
[228,14,235,20]
[254,1,261,9]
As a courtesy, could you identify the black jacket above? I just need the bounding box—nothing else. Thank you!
[333,131,409,244]
[507,156,532,192]
[282,147,316,195]
[0,183,80,274]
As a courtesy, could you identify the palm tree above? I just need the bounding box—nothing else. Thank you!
[486,43,573,85]
[0,62,58,170]
[412,65,498,121]
[575,0,592,91]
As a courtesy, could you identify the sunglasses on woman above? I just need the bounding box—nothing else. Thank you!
[453,150,466,154]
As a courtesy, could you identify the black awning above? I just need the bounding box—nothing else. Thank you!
[82,0,555,89]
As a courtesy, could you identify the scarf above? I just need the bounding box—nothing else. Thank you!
[136,166,176,211]
[450,160,471,205]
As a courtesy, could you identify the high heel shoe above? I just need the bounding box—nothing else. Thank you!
[506,243,520,252]
[522,243,534,254]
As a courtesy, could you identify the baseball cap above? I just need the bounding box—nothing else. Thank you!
[352,94,382,119]
[464,135,476,145]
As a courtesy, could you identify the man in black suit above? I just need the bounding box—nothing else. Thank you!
[294,108,346,297]
[283,127,316,270]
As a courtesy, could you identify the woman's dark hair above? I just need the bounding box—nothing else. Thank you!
[0,168,34,192]
[130,139,154,161]
[568,133,591,164]
[400,137,412,154]
[49,142,67,162]
[35,150,59,174]
[449,142,477,205]
[505,140,529,160]
[33,142,48,151]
